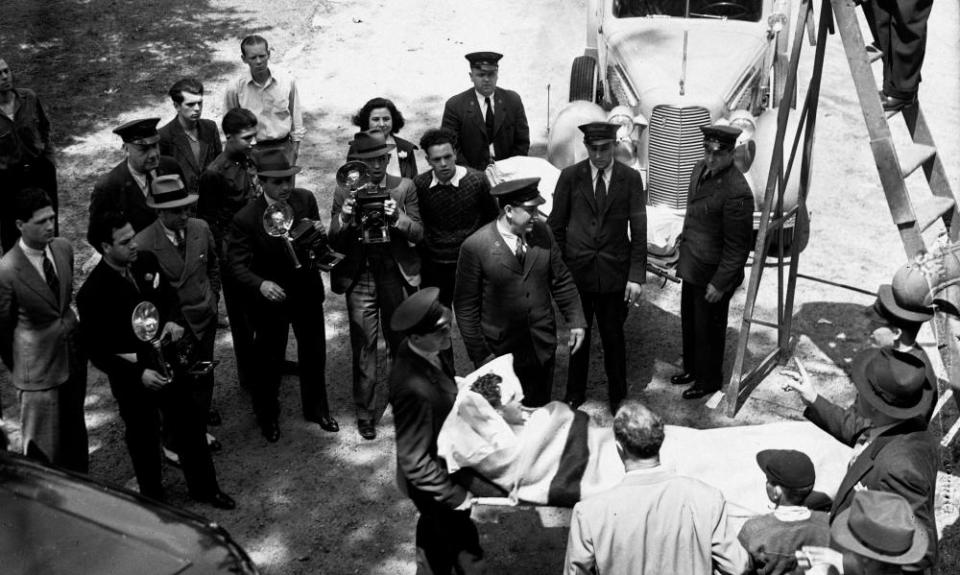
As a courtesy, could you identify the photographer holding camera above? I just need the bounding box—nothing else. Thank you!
[226,148,338,442]
[329,130,423,440]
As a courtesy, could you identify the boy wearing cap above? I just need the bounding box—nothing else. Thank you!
[441,51,529,171]
[135,174,222,446]
[548,121,646,413]
[227,148,337,441]
[330,130,422,440]
[673,124,754,400]
[738,449,830,575]
[784,327,939,570]
[389,288,485,574]
[90,117,185,233]
[455,177,586,407]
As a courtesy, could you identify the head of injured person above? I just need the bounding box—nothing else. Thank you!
[613,401,665,463]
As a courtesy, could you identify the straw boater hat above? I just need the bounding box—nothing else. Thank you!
[146,174,198,209]
[831,490,928,565]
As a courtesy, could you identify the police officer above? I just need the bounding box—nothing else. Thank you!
[673,125,754,400]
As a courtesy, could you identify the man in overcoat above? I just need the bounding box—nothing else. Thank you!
[454,178,586,407]
[158,78,222,195]
[89,118,184,233]
[441,52,529,171]
[673,125,754,399]
[388,287,485,575]
[548,122,646,412]
[0,188,87,472]
[330,130,422,440]
[227,149,337,441]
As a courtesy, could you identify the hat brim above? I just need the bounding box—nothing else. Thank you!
[831,506,928,565]
[127,135,161,146]
[146,193,199,209]
[877,284,934,323]
[349,143,397,160]
[514,195,546,208]
[851,348,935,420]
[257,166,302,178]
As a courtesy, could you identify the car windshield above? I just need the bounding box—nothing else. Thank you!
[614,0,763,22]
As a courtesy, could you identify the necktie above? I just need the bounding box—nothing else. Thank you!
[144,170,154,196]
[175,229,186,259]
[42,252,60,304]
[595,172,607,210]
[515,236,526,266]
[484,97,495,139]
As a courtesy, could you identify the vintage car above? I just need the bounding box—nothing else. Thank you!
[0,451,258,574]
[547,0,804,257]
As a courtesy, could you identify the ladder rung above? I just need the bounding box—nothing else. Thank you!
[899,143,937,179]
[744,317,779,329]
[915,195,956,232]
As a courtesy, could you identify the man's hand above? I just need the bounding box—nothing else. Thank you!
[705,283,723,303]
[141,368,170,391]
[782,358,818,404]
[259,280,287,303]
[160,322,184,342]
[384,198,399,225]
[340,196,356,224]
[569,328,586,354]
[624,282,644,307]
[454,491,476,511]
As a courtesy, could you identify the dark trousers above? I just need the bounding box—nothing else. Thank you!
[108,371,219,500]
[863,0,933,98]
[412,496,485,575]
[251,287,329,425]
[0,158,58,252]
[347,257,407,421]
[681,281,733,389]
[222,270,256,389]
[163,326,216,450]
[511,346,555,408]
[421,259,457,307]
[565,291,627,408]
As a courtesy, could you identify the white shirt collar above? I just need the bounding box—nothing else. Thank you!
[475,90,495,112]
[496,217,520,243]
[245,68,276,88]
[19,238,47,258]
[772,505,813,522]
[625,464,663,476]
[158,220,181,245]
[590,161,613,185]
[430,165,467,188]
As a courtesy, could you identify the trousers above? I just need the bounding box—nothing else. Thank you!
[565,291,627,408]
[681,281,733,389]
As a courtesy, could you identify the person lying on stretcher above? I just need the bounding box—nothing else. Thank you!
[437,354,851,513]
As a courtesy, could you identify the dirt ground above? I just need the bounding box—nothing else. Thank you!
[2,0,959,573]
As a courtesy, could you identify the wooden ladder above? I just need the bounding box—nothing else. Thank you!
[725,0,960,437]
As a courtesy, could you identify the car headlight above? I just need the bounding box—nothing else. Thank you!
[728,111,756,142]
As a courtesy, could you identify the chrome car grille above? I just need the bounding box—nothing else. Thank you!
[647,105,711,209]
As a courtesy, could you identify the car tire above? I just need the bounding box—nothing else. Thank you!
[569,55,598,103]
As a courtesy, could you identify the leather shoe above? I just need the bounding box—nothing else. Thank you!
[563,397,585,410]
[207,408,222,427]
[670,372,696,386]
[308,415,339,433]
[357,419,376,440]
[195,490,237,510]
[880,92,917,113]
[682,385,720,400]
[260,420,281,442]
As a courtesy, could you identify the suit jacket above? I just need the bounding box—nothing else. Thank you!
[388,339,467,510]
[454,221,586,366]
[226,189,325,301]
[77,251,181,384]
[346,135,419,180]
[678,161,754,291]
[135,218,220,342]
[158,117,222,195]
[804,396,938,569]
[0,238,81,391]
[441,87,530,171]
[328,174,422,294]
[89,157,184,233]
[548,159,647,293]
[564,469,746,575]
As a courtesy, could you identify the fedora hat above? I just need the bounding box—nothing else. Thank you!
[851,347,934,420]
[146,174,198,209]
[876,265,935,324]
[349,130,396,160]
[831,490,928,565]
[254,148,302,178]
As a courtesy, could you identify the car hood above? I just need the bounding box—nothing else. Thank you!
[606,19,769,111]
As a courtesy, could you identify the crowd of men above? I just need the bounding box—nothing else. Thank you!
[0,22,945,575]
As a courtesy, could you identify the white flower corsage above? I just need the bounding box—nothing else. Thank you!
[397,150,408,160]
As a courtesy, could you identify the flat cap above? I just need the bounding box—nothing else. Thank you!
[466,51,503,71]
[756,449,816,489]
[391,287,443,333]
[490,177,545,207]
[579,122,619,143]
[114,118,161,145]
[700,124,742,148]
